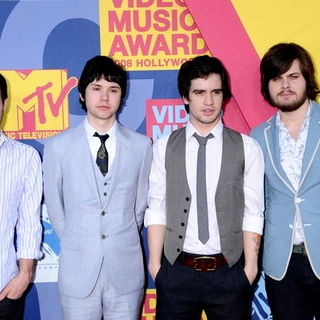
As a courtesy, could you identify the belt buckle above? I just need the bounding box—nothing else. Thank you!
[293,243,307,256]
[193,256,216,271]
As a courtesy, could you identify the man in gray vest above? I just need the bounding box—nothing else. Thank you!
[145,55,265,319]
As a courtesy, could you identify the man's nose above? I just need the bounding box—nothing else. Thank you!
[204,92,214,105]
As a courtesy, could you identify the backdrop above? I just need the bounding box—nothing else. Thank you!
[1,1,320,319]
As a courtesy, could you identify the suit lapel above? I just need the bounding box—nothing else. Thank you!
[71,123,102,206]
[299,103,320,190]
[264,116,295,194]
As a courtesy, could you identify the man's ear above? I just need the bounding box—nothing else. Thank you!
[182,96,189,105]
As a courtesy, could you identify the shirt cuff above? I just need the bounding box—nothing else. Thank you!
[144,208,166,227]
[242,216,264,235]
[17,249,43,260]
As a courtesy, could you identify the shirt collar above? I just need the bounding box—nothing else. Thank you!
[84,117,117,139]
[185,119,223,142]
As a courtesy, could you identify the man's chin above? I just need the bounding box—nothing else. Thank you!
[272,96,308,113]
[277,104,303,112]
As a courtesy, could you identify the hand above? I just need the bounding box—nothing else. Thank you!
[243,265,258,285]
[0,270,32,301]
[148,263,161,282]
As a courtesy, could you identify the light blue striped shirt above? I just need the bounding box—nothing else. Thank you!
[0,131,42,291]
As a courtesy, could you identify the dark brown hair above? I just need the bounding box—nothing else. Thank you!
[78,56,127,112]
[178,55,232,113]
[0,73,8,104]
[260,43,319,105]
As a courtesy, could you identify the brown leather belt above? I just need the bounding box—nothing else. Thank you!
[179,252,228,272]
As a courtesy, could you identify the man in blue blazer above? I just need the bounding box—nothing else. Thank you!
[43,56,152,320]
[251,43,320,320]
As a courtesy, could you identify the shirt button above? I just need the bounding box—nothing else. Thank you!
[101,234,107,239]
[104,192,107,196]
[101,211,106,216]
[104,182,107,186]
[295,197,302,203]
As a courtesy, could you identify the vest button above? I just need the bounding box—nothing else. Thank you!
[101,234,107,239]
[181,222,185,227]
[104,182,107,186]
[185,197,190,201]
[178,235,183,239]
[177,248,181,253]
[101,211,106,216]
[183,209,187,213]
[103,192,107,196]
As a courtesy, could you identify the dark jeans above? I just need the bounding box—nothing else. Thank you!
[155,255,252,320]
[265,253,320,320]
[0,296,24,320]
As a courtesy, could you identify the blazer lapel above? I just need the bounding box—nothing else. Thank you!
[299,103,320,189]
[264,116,295,194]
[71,123,102,205]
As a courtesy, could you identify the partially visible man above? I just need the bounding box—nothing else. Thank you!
[251,43,320,320]
[145,55,264,320]
[43,56,152,320]
[0,73,42,320]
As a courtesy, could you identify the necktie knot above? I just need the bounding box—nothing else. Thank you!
[193,132,213,145]
[94,132,109,144]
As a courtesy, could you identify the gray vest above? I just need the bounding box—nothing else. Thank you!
[164,126,245,267]
[92,157,112,207]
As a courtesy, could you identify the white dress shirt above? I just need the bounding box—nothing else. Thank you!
[276,105,311,244]
[145,120,265,255]
[84,117,117,171]
[0,131,42,291]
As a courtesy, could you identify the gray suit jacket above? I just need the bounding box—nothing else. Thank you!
[43,121,152,297]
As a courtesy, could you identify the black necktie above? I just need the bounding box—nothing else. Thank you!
[94,132,109,176]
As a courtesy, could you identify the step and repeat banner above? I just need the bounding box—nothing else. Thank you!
[0,1,320,319]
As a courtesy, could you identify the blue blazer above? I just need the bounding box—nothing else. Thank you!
[251,101,320,280]
[43,121,152,297]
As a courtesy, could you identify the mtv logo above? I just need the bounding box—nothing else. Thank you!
[1,69,77,139]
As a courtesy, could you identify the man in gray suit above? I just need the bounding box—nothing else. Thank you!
[43,56,152,320]
[145,55,265,319]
